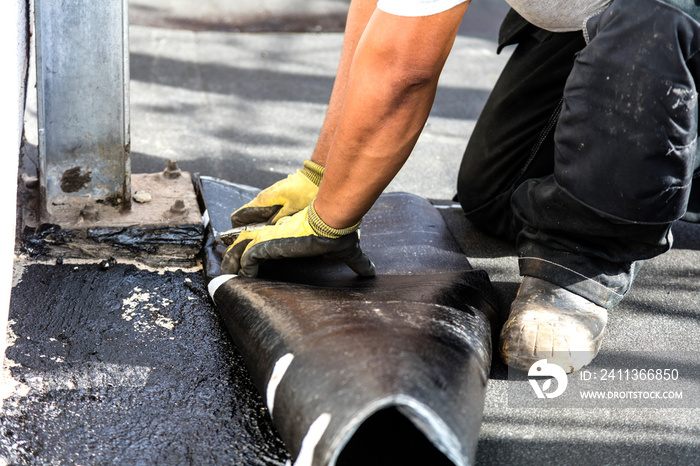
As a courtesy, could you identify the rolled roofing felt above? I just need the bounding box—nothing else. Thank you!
[197,177,498,466]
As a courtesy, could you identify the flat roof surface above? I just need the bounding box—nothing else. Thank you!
[9,1,700,464]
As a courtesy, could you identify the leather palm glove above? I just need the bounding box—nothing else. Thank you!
[230,160,324,227]
[221,200,376,278]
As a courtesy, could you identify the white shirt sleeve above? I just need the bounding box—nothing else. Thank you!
[377,0,469,17]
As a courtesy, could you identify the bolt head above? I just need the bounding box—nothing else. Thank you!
[163,160,182,179]
[169,199,188,215]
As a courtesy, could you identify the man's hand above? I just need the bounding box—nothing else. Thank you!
[230,160,324,227]
[221,201,376,278]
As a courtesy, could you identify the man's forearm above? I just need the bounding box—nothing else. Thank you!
[314,4,469,229]
[314,67,440,229]
[310,0,377,166]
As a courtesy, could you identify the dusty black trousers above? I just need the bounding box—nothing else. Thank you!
[457,0,700,307]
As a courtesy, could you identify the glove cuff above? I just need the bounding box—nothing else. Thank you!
[308,199,360,239]
[299,160,325,186]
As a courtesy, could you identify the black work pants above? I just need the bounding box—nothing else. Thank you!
[457,0,700,308]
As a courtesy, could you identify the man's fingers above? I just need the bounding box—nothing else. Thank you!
[231,205,281,227]
[221,238,253,275]
[340,243,376,277]
[231,205,282,227]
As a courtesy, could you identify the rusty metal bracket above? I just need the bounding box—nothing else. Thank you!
[21,162,204,268]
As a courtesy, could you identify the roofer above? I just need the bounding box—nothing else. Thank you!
[221,0,700,373]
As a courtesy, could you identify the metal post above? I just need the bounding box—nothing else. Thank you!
[35,0,130,215]
[27,0,202,267]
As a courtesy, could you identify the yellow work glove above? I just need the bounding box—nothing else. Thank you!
[221,200,376,278]
[230,160,324,227]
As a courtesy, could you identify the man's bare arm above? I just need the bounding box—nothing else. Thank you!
[310,0,377,166]
[222,2,470,277]
[313,3,470,228]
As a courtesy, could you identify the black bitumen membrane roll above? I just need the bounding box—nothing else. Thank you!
[198,176,498,466]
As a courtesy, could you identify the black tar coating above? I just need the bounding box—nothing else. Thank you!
[3,263,290,465]
[20,224,69,258]
[88,225,204,254]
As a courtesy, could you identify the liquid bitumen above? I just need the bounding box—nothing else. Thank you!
[3,262,290,464]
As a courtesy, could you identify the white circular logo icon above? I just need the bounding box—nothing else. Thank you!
[528,359,568,399]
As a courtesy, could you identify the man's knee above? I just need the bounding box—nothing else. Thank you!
[554,0,700,223]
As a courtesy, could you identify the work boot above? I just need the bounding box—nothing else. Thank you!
[500,276,608,373]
